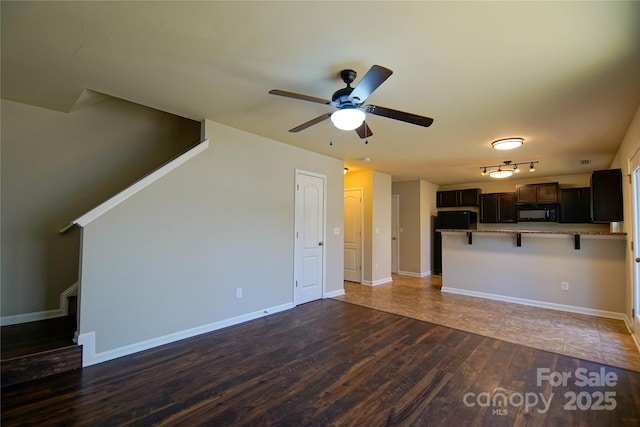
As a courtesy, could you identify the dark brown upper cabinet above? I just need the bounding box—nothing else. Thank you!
[559,187,591,223]
[515,182,558,204]
[591,169,623,223]
[480,192,516,223]
[437,188,480,208]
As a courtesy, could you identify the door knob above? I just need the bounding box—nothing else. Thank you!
[636,257,640,263]
[318,242,323,246]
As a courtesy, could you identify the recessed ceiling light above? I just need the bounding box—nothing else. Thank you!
[492,138,523,150]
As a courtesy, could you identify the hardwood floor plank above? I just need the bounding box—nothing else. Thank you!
[2,300,639,426]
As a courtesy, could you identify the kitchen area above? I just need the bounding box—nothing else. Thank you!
[433,169,627,319]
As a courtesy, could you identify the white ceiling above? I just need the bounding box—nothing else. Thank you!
[2,1,639,185]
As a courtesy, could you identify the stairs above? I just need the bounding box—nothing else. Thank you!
[1,297,82,387]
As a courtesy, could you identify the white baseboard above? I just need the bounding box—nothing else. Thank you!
[631,331,640,354]
[325,289,345,298]
[362,277,393,287]
[1,309,65,326]
[78,302,294,367]
[1,282,79,326]
[441,286,627,321]
[398,270,431,278]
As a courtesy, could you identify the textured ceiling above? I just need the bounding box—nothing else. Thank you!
[2,1,639,184]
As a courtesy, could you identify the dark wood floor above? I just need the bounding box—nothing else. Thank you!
[2,300,639,426]
[1,316,76,359]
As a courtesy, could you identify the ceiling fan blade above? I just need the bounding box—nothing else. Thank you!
[354,122,373,139]
[348,65,393,104]
[365,104,434,127]
[289,113,331,133]
[269,89,334,106]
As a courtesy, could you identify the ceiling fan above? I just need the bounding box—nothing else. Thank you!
[269,65,434,139]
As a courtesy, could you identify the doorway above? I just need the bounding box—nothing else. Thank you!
[344,188,363,283]
[294,170,325,305]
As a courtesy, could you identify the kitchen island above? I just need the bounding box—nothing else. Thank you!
[438,229,628,321]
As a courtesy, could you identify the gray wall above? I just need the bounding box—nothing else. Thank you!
[392,181,421,274]
[392,180,438,276]
[442,233,626,314]
[1,98,200,317]
[79,120,344,355]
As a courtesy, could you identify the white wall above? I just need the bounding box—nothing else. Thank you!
[420,180,438,274]
[78,120,344,362]
[610,103,640,329]
[1,98,200,319]
[372,171,392,284]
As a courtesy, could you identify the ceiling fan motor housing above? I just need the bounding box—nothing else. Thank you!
[333,69,359,107]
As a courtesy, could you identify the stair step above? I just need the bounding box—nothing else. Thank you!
[1,345,82,388]
[1,316,81,387]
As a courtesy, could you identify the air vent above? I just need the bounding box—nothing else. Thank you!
[579,160,590,166]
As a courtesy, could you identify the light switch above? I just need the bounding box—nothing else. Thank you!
[333,227,340,235]
[400,227,404,233]
[375,227,379,234]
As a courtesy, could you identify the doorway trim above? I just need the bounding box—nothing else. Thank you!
[629,150,640,341]
[294,169,327,305]
[391,194,400,274]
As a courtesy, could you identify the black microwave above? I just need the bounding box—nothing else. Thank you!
[516,204,557,222]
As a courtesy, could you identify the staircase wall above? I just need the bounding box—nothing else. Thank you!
[1,97,201,319]
[78,120,345,364]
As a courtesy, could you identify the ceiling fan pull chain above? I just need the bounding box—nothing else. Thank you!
[364,118,369,144]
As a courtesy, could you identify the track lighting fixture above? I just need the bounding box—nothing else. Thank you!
[480,160,539,179]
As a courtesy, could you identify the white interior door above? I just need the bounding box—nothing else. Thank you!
[344,188,362,283]
[392,195,399,274]
[294,171,325,305]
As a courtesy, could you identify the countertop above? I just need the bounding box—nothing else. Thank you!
[437,229,626,236]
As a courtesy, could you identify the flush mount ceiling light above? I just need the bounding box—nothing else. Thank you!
[492,138,524,151]
[330,107,366,131]
[480,160,539,179]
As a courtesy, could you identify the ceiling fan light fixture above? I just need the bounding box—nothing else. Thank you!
[492,138,524,151]
[330,107,366,131]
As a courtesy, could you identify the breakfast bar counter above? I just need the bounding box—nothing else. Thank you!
[438,229,626,249]
[437,228,628,319]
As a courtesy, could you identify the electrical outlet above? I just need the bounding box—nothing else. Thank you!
[236,288,242,298]
[561,281,569,291]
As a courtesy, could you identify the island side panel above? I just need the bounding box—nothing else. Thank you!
[440,232,626,315]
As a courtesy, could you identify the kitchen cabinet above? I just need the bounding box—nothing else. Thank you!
[480,192,516,223]
[437,188,480,208]
[591,169,623,223]
[515,182,558,204]
[559,187,591,223]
